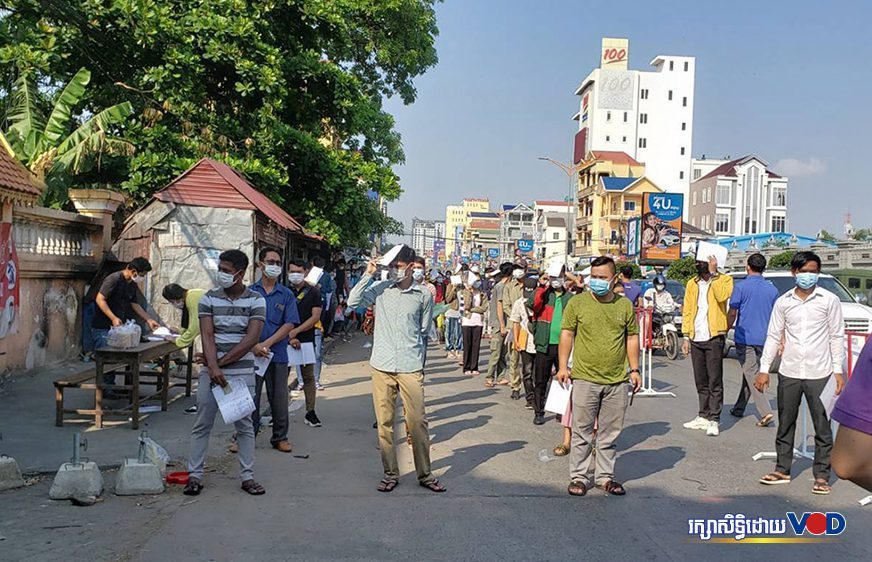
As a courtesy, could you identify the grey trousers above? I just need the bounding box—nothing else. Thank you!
[569,379,630,487]
[254,362,290,445]
[732,345,773,419]
[775,374,833,481]
[188,373,255,481]
[485,332,507,382]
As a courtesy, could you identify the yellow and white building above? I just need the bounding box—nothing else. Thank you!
[445,198,490,258]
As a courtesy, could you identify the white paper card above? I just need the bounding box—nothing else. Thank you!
[819,375,839,419]
[254,352,273,377]
[695,241,729,271]
[547,259,564,278]
[287,342,316,366]
[544,380,572,415]
[211,378,255,424]
[305,266,323,286]
[379,244,405,266]
[450,275,462,286]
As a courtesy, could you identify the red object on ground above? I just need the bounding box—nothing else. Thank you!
[166,471,189,485]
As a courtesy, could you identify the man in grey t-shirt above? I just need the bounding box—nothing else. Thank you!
[485,262,514,388]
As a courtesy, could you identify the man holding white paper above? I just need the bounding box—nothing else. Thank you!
[557,256,641,497]
[287,258,324,428]
[185,249,266,496]
[348,245,445,494]
[250,247,300,452]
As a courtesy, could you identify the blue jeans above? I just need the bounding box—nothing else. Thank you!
[445,317,462,352]
[296,329,324,386]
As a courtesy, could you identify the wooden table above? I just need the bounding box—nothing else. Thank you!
[93,340,193,429]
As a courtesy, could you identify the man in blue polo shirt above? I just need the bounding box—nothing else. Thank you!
[727,253,779,426]
[250,247,300,452]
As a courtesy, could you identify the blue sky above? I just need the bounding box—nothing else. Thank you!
[386,0,872,239]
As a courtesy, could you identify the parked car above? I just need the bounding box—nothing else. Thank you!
[724,272,872,365]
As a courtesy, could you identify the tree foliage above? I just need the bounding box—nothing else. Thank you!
[665,255,698,286]
[768,250,795,270]
[0,0,440,246]
[851,228,871,242]
[817,229,837,243]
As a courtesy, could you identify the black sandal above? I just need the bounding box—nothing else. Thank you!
[420,479,446,493]
[241,479,266,495]
[183,478,203,496]
[567,481,587,496]
[600,480,626,496]
[378,478,399,493]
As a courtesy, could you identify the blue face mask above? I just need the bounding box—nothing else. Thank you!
[589,278,611,296]
[795,272,819,290]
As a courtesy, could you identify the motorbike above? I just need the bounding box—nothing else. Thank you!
[651,309,681,360]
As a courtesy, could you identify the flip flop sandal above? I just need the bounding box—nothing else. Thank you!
[812,481,831,495]
[377,478,398,493]
[759,472,791,485]
[183,478,203,496]
[484,381,495,388]
[553,444,570,457]
[241,480,266,495]
[600,480,626,496]
[567,481,587,496]
[420,479,446,493]
[757,414,774,427]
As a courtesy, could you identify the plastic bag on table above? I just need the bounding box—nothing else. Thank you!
[106,320,142,349]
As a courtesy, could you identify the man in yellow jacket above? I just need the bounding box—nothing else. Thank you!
[681,256,734,437]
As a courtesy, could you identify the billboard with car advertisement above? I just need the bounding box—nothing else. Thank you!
[640,193,683,263]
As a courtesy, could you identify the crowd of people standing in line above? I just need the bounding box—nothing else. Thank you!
[89,245,872,499]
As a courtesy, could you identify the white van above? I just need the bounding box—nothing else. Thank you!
[724,271,872,361]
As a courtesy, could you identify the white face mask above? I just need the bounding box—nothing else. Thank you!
[263,264,282,279]
[132,273,146,284]
[171,301,185,310]
[288,272,305,286]
[392,267,409,282]
[412,269,425,283]
[512,269,525,280]
[551,278,564,289]
[217,271,237,289]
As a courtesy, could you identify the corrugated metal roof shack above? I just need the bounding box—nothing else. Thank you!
[112,157,326,323]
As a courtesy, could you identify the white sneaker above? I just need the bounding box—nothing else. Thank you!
[683,416,709,430]
[706,421,720,436]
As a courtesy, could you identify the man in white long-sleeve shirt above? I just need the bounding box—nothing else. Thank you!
[755,251,845,495]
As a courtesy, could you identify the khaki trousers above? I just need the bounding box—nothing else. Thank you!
[371,368,434,484]
[569,379,630,487]
[507,348,521,392]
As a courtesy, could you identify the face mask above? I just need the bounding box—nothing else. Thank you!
[263,264,282,279]
[288,272,305,286]
[171,301,184,310]
[696,263,709,276]
[551,278,564,289]
[589,278,611,296]
[132,273,146,284]
[472,280,481,290]
[392,267,409,282]
[512,269,525,280]
[795,272,819,290]
[412,269,425,283]
[217,271,238,289]
[654,285,665,293]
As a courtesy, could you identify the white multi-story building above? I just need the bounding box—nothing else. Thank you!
[687,155,788,237]
[573,37,695,210]
[500,203,535,260]
[411,217,445,256]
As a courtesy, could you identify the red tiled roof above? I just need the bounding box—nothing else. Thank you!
[697,155,782,182]
[534,200,572,206]
[155,158,304,233]
[591,151,643,167]
[0,138,43,203]
[468,219,499,230]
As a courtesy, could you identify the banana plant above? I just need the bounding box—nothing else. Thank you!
[4,68,134,207]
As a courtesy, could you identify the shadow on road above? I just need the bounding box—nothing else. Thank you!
[619,446,686,482]
[429,401,499,422]
[617,421,671,451]
[431,415,492,444]
[433,440,528,479]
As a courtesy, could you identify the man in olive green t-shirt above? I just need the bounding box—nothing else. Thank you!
[556,256,641,498]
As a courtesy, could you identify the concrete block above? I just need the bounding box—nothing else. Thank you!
[114,458,164,496]
[0,456,25,491]
[49,462,103,500]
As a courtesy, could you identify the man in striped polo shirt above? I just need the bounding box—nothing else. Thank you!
[185,249,267,496]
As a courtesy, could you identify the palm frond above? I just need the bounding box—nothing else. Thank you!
[43,68,91,146]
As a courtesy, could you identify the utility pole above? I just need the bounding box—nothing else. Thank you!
[538,156,582,267]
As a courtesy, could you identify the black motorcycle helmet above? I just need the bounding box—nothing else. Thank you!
[654,274,667,292]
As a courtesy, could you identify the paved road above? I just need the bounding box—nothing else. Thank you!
[1,332,870,561]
